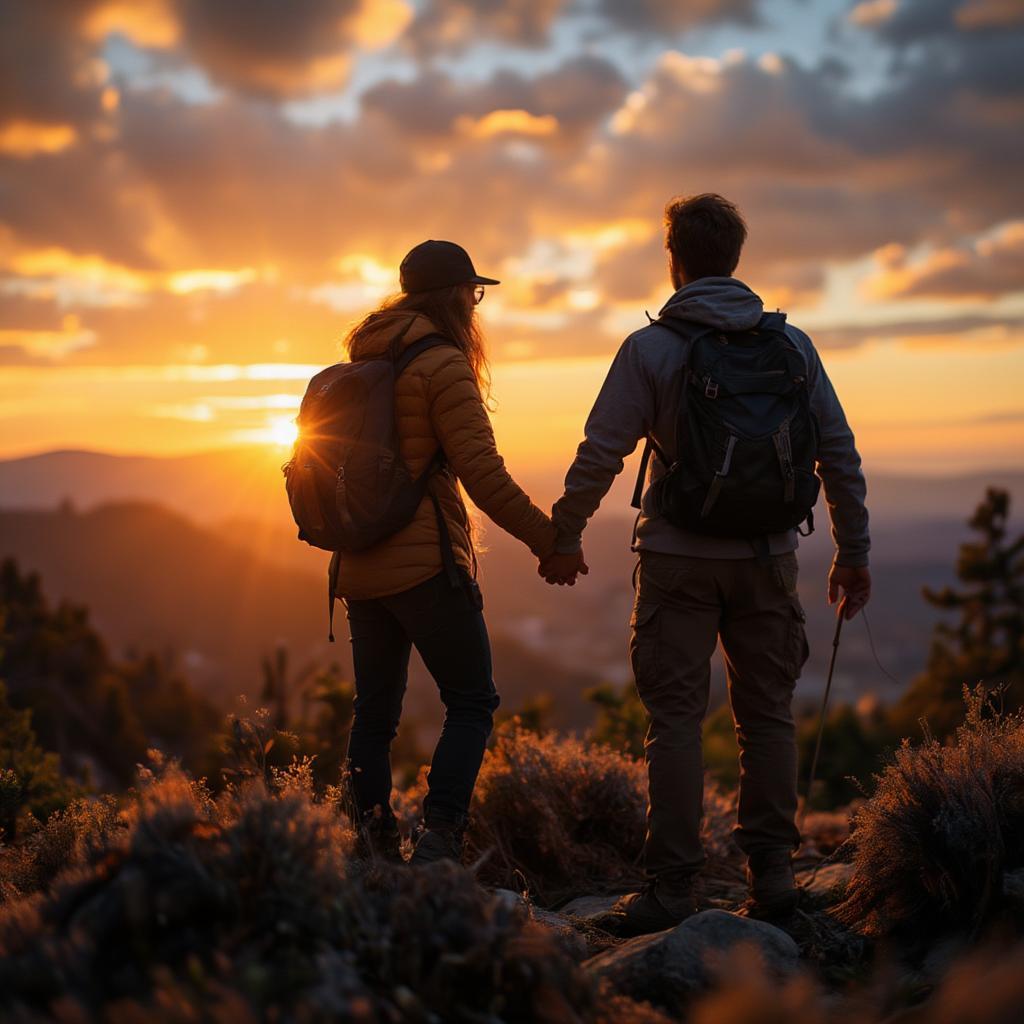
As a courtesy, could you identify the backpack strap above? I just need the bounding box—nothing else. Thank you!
[429,487,463,588]
[393,330,464,588]
[327,550,340,642]
[631,437,670,511]
[629,318,709,511]
[394,332,453,375]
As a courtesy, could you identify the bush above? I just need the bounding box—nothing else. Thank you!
[687,940,1024,1024]
[836,686,1024,939]
[398,722,739,905]
[0,680,77,843]
[0,759,625,1023]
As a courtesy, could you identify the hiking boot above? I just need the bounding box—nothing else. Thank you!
[741,848,799,921]
[354,815,403,864]
[409,822,465,867]
[608,877,698,937]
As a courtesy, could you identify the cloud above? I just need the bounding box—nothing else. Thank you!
[0,1,110,134]
[956,0,1024,29]
[866,222,1024,300]
[0,345,55,366]
[1,0,1022,373]
[810,312,1024,349]
[404,0,567,53]
[361,56,628,145]
[170,0,412,98]
[597,0,760,32]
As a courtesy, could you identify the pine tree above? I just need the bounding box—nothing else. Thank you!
[0,679,75,841]
[892,488,1024,739]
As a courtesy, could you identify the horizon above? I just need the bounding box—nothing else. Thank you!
[1,0,1023,476]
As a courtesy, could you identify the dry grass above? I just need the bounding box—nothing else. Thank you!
[0,756,656,1022]
[397,722,741,905]
[686,940,1024,1024]
[836,686,1024,940]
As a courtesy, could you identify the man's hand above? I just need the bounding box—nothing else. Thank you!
[828,564,871,620]
[539,550,589,586]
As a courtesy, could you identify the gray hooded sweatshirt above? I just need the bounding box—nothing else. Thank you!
[551,277,870,566]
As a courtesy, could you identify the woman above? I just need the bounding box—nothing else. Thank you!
[337,239,556,866]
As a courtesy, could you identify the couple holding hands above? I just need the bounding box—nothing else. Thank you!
[295,192,871,934]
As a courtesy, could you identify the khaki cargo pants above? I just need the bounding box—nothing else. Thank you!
[630,550,809,880]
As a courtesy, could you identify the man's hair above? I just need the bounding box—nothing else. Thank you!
[664,193,747,280]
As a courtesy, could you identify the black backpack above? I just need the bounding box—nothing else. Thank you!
[283,317,459,638]
[632,312,820,548]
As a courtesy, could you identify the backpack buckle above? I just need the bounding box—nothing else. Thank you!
[704,378,719,399]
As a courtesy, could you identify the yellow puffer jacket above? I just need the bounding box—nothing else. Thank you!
[333,311,556,600]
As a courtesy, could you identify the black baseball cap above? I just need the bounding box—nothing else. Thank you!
[399,240,500,293]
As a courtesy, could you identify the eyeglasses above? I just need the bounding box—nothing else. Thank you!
[473,285,485,305]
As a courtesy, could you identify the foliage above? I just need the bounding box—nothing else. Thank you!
[0,679,77,843]
[497,692,556,734]
[796,700,891,810]
[837,686,1024,940]
[587,682,647,759]
[591,681,887,813]
[398,721,738,905]
[687,940,1024,1024]
[0,558,221,787]
[0,760,632,1023]
[893,487,1024,740]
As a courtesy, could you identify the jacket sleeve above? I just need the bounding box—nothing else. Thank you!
[427,351,556,558]
[797,329,871,568]
[551,334,655,554]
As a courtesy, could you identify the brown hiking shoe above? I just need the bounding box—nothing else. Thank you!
[741,848,799,920]
[608,878,698,937]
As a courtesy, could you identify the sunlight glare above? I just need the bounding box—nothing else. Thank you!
[268,415,300,448]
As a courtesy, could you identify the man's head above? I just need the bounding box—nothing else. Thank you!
[664,193,747,288]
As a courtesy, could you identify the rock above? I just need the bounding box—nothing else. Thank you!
[584,909,800,1012]
[798,862,854,901]
[491,888,529,913]
[529,908,590,960]
[490,890,591,959]
[560,895,621,922]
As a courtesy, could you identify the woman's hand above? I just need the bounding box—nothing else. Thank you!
[539,550,589,586]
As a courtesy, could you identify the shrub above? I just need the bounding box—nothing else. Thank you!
[0,759,622,1023]
[836,686,1024,939]
[686,940,1024,1024]
[0,680,77,843]
[398,722,739,905]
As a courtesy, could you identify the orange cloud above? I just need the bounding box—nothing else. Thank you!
[956,0,1024,29]
[865,222,1024,300]
[0,121,78,157]
[459,109,560,139]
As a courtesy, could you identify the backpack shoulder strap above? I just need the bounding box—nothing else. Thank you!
[394,332,454,376]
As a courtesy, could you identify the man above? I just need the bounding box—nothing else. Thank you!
[540,193,870,935]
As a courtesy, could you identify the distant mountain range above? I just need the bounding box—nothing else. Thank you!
[2,447,1022,528]
[2,446,1020,723]
[0,500,603,735]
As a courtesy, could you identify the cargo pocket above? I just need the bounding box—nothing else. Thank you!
[770,552,800,598]
[629,601,661,690]
[786,600,810,679]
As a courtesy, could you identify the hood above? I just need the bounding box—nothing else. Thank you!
[349,310,437,358]
[658,276,764,332]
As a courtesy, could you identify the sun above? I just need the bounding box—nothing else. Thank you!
[267,414,299,447]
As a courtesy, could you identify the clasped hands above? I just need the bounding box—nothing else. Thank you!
[538,549,589,586]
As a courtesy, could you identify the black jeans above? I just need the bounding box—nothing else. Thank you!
[345,571,498,828]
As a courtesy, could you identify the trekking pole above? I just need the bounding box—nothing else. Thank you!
[800,596,847,830]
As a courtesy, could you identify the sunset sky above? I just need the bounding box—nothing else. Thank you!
[2,0,1023,475]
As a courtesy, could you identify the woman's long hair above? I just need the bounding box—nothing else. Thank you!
[344,286,491,400]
